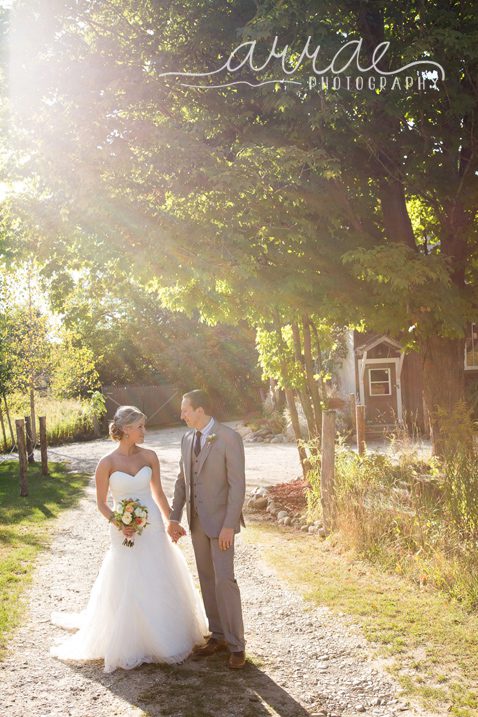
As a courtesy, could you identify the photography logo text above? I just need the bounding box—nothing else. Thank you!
[157,36,445,92]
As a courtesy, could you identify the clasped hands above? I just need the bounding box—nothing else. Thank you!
[166,522,234,550]
[167,521,187,543]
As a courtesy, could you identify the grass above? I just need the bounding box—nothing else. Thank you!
[1,394,102,452]
[243,520,478,717]
[0,460,89,657]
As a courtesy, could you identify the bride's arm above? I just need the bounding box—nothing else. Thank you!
[95,458,134,536]
[95,459,116,522]
[149,452,171,524]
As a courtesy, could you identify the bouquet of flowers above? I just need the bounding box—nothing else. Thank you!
[113,498,149,547]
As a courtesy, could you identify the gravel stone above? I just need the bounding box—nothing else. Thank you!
[2,425,438,717]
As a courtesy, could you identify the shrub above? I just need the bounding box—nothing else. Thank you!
[304,438,478,610]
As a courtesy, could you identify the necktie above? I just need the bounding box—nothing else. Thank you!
[194,431,202,457]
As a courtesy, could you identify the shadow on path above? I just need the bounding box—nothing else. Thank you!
[68,651,316,717]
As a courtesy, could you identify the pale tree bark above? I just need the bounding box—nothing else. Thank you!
[0,404,7,451]
[3,393,14,447]
[302,315,322,435]
[29,378,37,446]
[273,316,308,477]
[291,322,316,438]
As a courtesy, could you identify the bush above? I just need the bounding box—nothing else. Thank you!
[304,439,478,610]
[1,391,106,451]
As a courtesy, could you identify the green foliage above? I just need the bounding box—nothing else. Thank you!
[4,393,105,449]
[50,330,100,399]
[3,0,478,452]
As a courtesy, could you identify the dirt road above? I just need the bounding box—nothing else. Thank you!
[1,425,438,717]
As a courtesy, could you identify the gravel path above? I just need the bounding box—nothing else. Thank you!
[1,425,440,717]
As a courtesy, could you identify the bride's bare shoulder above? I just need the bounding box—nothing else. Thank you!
[138,447,159,465]
[96,451,117,472]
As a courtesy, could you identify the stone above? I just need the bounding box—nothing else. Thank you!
[355,706,366,713]
[283,517,292,526]
[277,510,289,520]
[308,525,317,534]
[270,434,285,443]
[236,425,253,438]
[253,496,268,509]
[300,525,309,532]
[318,528,327,538]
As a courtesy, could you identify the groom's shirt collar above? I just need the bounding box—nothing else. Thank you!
[195,417,215,450]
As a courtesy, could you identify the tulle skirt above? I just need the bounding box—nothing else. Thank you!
[50,518,208,673]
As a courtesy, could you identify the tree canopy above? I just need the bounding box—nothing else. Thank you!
[2,0,478,451]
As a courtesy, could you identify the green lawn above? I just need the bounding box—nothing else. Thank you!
[0,461,89,657]
[244,521,478,717]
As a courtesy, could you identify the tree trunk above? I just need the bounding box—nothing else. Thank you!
[29,378,37,445]
[291,322,316,438]
[273,315,308,477]
[309,321,327,404]
[421,335,466,456]
[285,388,308,478]
[3,393,14,447]
[302,315,322,434]
[0,404,7,451]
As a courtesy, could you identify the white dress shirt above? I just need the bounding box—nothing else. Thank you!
[195,416,215,451]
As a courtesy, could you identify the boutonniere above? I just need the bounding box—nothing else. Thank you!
[206,433,217,445]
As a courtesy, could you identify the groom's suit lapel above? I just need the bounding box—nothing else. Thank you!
[196,419,217,475]
[184,430,194,485]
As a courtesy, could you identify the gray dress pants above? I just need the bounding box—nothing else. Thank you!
[190,515,245,652]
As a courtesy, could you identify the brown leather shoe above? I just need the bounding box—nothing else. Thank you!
[228,651,246,669]
[192,637,228,657]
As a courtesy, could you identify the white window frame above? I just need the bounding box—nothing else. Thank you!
[465,323,478,370]
[368,367,392,396]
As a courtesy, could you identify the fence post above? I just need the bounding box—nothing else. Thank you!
[356,404,366,456]
[320,409,336,534]
[349,393,356,431]
[24,415,35,464]
[39,416,49,476]
[15,419,29,497]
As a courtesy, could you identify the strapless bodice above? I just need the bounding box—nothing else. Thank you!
[108,465,153,502]
[108,465,164,532]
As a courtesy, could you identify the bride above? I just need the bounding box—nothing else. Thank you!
[50,405,208,673]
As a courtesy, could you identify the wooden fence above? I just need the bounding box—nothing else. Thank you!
[101,385,181,426]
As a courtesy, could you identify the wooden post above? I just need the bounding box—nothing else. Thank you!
[356,404,366,456]
[349,393,356,431]
[320,409,336,534]
[15,419,29,497]
[39,416,49,476]
[24,415,35,464]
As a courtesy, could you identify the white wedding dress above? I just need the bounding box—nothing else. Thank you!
[50,466,208,673]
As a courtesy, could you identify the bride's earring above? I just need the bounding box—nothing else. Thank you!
[125,433,129,439]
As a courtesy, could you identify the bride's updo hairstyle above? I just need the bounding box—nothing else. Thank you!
[109,406,146,441]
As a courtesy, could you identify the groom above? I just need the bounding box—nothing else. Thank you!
[167,389,246,669]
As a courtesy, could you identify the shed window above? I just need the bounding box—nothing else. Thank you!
[368,368,391,396]
[465,323,478,370]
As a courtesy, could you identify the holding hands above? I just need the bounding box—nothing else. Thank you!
[167,521,187,543]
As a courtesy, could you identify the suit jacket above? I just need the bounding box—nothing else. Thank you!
[170,420,246,538]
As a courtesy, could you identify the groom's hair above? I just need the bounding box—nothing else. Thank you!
[183,389,212,414]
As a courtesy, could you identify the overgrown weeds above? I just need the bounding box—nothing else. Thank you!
[306,441,478,611]
[1,392,105,452]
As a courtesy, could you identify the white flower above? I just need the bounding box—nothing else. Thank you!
[122,512,133,525]
[135,509,146,518]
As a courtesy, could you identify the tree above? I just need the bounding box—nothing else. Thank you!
[6,0,478,453]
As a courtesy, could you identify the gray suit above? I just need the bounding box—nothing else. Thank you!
[170,420,246,651]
